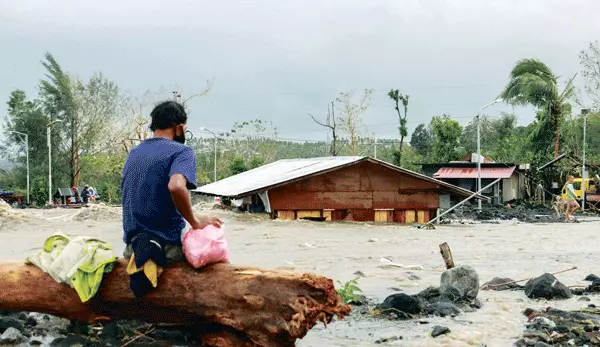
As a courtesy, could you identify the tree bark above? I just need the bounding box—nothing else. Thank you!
[0,260,350,347]
[439,242,455,269]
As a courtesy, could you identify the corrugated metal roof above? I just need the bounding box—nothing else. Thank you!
[433,166,516,179]
[194,156,364,197]
[193,156,486,199]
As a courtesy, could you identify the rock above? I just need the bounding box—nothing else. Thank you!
[533,342,553,347]
[154,329,187,343]
[431,325,450,338]
[24,316,37,327]
[571,288,585,295]
[348,294,368,306]
[439,285,462,303]
[29,339,43,346]
[353,271,366,277]
[50,334,91,347]
[416,287,440,302]
[440,265,479,300]
[405,272,421,281]
[431,302,461,317]
[526,317,556,331]
[378,293,421,314]
[388,287,403,292]
[585,274,600,282]
[470,299,483,309]
[368,238,379,243]
[17,312,28,321]
[0,316,25,333]
[99,322,122,340]
[578,296,591,302]
[524,273,573,300]
[0,327,24,343]
[100,338,122,346]
[68,320,92,335]
[484,277,524,291]
[375,335,402,343]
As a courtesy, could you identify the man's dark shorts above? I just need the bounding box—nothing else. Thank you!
[123,243,184,266]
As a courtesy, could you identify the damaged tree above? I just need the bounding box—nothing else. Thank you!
[0,260,350,347]
[309,102,339,156]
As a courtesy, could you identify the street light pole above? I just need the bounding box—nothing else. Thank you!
[476,115,482,210]
[9,131,29,205]
[477,98,503,210]
[46,120,62,205]
[200,127,217,182]
[582,108,589,211]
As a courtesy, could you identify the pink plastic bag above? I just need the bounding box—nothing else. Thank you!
[183,225,230,268]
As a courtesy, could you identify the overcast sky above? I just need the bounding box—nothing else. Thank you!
[1,0,599,142]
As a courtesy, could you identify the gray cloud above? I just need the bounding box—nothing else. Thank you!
[1,0,598,141]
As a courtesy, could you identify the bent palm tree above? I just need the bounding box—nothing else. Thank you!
[500,59,575,158]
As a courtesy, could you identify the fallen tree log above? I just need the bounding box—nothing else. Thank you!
[0,260,351,347]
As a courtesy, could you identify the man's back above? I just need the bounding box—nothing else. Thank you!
[122,137,196,245]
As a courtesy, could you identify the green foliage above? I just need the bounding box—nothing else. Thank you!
[388,89,410,166]
[410,123,433,156]
[249,156,265,169]
[500,58,575,157]
[229,157,248,175]
[336,277,363,304]
[431,115,463,162]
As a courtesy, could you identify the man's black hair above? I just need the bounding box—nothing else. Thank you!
[149,101,187,131]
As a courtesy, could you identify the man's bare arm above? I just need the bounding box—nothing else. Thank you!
[168,174,222,229]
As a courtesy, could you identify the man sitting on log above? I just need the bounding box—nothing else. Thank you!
[121,100,222,297]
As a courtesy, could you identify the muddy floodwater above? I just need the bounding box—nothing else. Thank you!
[2,205,600,346]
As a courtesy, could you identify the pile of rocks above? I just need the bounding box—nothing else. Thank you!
[515,307,600,346]
[447,202,560,223]
[511,273,600,346]
[0,310,203,346]
[372,265,482,339]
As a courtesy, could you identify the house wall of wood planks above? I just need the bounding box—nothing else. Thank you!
[268,161,440,224]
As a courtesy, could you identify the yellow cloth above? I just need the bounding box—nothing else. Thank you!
[26,233,118,303]
[126,253,163,288]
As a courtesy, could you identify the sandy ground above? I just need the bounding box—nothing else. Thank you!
[2,204,600,347]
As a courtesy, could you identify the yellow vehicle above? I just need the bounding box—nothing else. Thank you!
[561,176,600,205]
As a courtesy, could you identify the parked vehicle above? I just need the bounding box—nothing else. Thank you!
[561,176,600,207]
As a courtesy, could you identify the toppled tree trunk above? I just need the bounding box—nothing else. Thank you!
[0,260,351,347]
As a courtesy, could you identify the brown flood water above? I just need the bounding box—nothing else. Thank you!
[2,205,599,347]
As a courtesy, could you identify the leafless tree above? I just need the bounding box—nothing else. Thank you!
[335,89,373,156]
[309,101,339,156]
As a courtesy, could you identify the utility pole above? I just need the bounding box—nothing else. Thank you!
[373,133,377,159]
[582,108,589,211]
[476,114,482,211]
[476,98,503,210]
[9,131,29,205]
[46,120,62,205]
[200,127,217,182]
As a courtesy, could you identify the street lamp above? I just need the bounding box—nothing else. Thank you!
[199,127,217,182]
[477,98,503,210]
[582,108,590,211]
[8,130,29,205]
[46,120,62,205]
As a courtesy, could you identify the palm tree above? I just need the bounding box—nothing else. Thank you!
[500,59,576,158]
